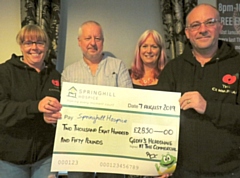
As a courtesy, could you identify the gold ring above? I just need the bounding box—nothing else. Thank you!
[48,100,51,105]
[187,100,191,104]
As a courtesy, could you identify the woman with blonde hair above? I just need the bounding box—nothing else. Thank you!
[130,30,167,90]
[128,31,171,178]
[0,24,61,178]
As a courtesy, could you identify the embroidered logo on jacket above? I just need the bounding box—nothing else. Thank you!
[52,79,60,87]
[222,74,237,85]
[212,73,238,95]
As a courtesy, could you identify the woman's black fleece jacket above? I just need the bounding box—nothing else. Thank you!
[158,40,240,175]
[0,54,61,164]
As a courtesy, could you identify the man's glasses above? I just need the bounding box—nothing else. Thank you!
[22,41,46,47]
[186,18,220,31]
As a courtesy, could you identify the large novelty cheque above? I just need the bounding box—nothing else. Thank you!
[51,82,181,176]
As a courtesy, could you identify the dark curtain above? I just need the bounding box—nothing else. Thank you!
[161,0,197,60]
[20,0,61,66]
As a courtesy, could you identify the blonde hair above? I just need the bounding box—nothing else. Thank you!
[131,29,167,79]
[16,24,49,48]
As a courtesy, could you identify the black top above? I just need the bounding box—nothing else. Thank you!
[129,69,160,90]
[132,82,160,90]
[0,54,61,165]
[158,40,240,174]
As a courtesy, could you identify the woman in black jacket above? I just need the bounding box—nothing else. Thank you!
[0,24,61,178]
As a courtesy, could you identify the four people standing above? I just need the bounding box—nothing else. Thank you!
[2,3,240,178]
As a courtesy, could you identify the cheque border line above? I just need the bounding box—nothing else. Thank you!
[53,151,162,162]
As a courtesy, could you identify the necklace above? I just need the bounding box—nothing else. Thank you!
[139,78,154,86]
